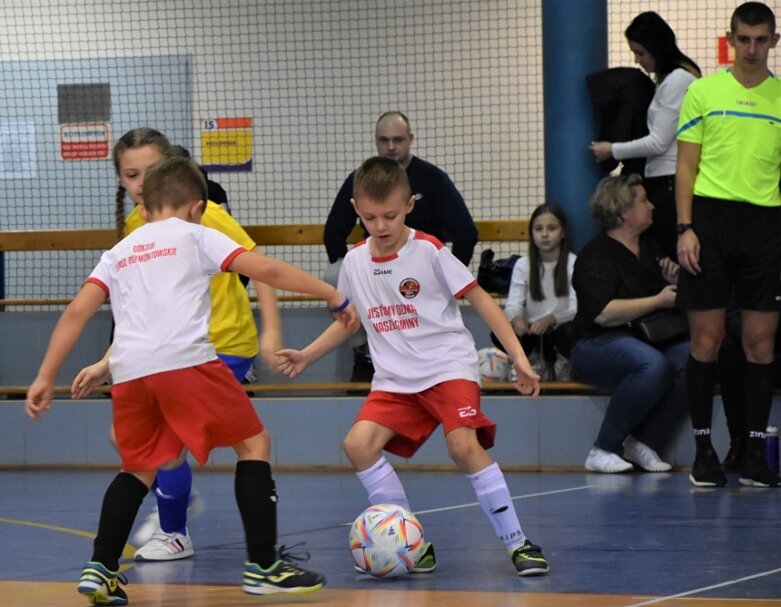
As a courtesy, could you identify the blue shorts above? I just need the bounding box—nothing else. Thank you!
[217,354,255,383]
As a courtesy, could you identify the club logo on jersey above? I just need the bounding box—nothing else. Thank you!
[399,277,420,299]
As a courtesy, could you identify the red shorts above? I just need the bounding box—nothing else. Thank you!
[111,359,263,471]
[355,379,496,458]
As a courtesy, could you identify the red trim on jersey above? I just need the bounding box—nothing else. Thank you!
[353,239,368,249]
[413,230,445,249]
[85,277,109,298]
[372,252,399,263]
[454,280,478,299]
[221,247,246,271]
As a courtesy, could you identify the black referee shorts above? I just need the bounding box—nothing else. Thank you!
[676,196,781,311]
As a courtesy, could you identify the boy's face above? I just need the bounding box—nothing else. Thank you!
[351,187,415,256]
[118,145,166,206]
[728,21,779,74]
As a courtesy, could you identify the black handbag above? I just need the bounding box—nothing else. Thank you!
[631,310,689,346]
[477,249,521,295]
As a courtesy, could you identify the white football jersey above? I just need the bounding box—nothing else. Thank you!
[88,217,245,383]
[339,229,480,393]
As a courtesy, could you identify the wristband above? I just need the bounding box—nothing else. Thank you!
[329,297,350,313]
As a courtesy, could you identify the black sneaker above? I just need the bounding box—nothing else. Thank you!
[689,450,727,487]
[77,561,128,605]
[243,560,325,595]
[721,441,744,473]
[739,451,781,488]
[410,541,436,573]
[511,540,549,576]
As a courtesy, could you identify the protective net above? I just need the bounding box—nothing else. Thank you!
[0,0,777,304]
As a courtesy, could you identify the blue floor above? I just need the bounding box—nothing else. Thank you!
[1,469,780,602]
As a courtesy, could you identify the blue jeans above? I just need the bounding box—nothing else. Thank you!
[570,331,690,455]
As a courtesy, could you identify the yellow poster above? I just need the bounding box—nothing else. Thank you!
[201,117,253,172]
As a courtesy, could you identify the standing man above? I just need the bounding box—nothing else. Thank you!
[676,2,781,488]
[324,111,478,381]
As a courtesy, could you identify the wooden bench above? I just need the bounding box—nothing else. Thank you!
[0,220,529,252]
[0,220,529,305]
[0,219,597,394]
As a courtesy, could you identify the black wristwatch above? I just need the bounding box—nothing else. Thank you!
[676,223,693,235]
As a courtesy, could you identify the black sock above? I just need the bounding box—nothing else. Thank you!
[686,355,718,454]
[744,361,775,454]
[235,460,277,567]
[717,336,747,446]
[92,472,149,571]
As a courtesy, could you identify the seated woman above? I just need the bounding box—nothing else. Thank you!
[570,174,689,473]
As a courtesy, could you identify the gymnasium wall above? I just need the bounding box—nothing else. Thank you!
[1,0,775,302]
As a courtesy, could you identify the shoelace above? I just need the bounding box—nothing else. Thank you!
[278,542,311,563]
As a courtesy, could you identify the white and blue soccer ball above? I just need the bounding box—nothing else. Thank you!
[477,347,510,383]
[349,504,426,578]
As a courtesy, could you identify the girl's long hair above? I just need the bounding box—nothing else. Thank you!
[111,128,171,241]
[528,202,570,302]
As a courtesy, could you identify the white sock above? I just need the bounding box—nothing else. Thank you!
[468,462,526,551]
[356,456,410,509]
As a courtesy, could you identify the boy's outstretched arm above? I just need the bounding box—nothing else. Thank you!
[464,285,541,397]
[228,251,359,331]
[277,320,359,378]
[26,282,106,420]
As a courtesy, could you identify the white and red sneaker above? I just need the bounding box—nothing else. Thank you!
[134,530,194,561]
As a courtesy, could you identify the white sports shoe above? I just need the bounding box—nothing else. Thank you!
[131,492,206,547]
[134,529,195,561]
[622,436,672,472]
[585,448,633,473]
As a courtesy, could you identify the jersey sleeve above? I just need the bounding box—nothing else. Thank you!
[676,79,704,144]
[197,226,248,274]
[435,245,477,296]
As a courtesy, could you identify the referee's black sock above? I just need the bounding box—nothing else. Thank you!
[686,355,719,456]
[744,360,775,455]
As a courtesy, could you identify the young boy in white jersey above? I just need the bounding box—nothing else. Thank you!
[277,156,549,576]
[25,156,358,604]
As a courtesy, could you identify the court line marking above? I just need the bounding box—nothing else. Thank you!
[0,516,137,563]
[624,567,781,606]
[414,484,595,515]
[339,484,595,524]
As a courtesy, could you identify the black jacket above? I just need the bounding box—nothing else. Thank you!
[586,67,656,176]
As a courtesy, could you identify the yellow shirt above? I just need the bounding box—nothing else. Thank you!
[125,202,259,357]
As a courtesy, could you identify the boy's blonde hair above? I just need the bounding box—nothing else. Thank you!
[142,157,208,214]
[353,156,411,201]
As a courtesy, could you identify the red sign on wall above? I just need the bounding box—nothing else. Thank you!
[60,123,110,160]
[718,37,734,65]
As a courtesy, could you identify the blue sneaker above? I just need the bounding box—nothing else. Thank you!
[77,561,128,605]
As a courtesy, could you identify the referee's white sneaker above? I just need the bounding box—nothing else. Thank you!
[134,530,194,561]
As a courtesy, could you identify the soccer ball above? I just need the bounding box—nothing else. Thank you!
[477,347,510,383]
[349,504,426,578]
